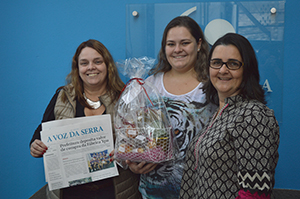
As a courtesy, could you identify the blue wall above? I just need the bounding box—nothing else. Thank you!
[0,0,299,198]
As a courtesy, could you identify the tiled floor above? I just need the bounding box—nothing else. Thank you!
[29,186,300,199]
[273,189,300,199]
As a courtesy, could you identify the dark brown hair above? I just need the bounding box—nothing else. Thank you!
[204,33,266,105]
[150,16,210,82]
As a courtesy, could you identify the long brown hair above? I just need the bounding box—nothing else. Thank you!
[150,16,210,82]
[62,39,124,107]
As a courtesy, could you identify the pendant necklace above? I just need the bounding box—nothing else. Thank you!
[83,93,101,109]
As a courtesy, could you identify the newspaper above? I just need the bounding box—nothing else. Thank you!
[41,114,119,191]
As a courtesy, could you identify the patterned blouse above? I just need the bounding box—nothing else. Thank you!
[180,95,280,199]
[139,73,217,199]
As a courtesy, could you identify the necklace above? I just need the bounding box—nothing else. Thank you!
[83,93,101,109]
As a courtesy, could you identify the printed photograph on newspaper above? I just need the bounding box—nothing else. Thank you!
[40,114,119,191]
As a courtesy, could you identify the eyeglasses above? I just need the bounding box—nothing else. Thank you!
[210,59,244,70]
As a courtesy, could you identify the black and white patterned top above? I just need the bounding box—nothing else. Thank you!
[180,95,280,199]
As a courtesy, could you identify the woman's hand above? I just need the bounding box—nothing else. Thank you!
[30,139,48,158]
[126,160,158,174]
[109,150,158,173]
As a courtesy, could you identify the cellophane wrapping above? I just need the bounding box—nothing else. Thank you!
[114,57,178,163]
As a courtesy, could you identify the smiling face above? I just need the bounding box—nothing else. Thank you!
[209,44,244,100]
[78,47,107,89]
[165,26,201,73]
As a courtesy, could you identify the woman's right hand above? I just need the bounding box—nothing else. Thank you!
[30,139,48,158]
[126,160,158,174]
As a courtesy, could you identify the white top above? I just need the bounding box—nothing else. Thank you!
[139,72,217,199]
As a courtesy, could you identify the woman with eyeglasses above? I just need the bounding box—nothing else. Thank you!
[180,33,280,199]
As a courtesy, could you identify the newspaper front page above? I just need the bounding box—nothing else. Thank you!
[41,114,119,191]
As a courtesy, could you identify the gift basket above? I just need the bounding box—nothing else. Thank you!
[114,57,178,163]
